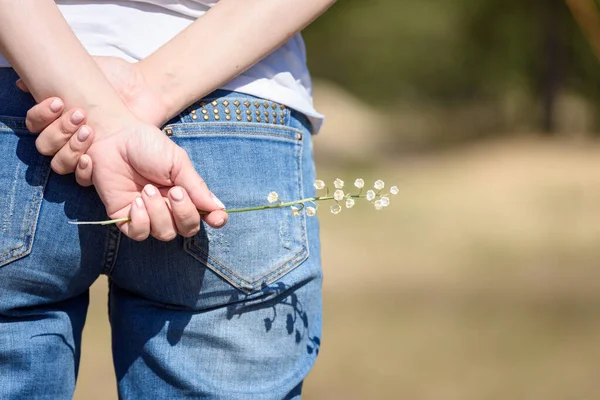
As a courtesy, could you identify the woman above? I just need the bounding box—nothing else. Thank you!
[0,0,334,398]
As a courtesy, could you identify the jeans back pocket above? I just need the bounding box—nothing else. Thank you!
[0,117,50,267]
[172,123,309,294]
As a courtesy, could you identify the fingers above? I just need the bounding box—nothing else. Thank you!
[25,97,64,133]
[127,198,150,241]
[172,150,227,216]
[203,209,228,229]
[50,125,94,175]
[168,186,201,237]
[15,79,29,93]
[142,184,177,242]
[75,154,93,186]
[35,108,86,156]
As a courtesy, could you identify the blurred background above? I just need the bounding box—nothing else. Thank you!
[75,1,600,399]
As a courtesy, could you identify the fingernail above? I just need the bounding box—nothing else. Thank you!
[170,187,184,202]
[79,156,89,169]
[144,184,157,197]
[71,110,84,124]
[77,126,90,142]
[212,194,225,209]
[215,218,225,228]
[50,99,63,113]
[135,197,144,209]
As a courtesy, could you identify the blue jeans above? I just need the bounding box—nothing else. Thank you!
[0,68,322,399]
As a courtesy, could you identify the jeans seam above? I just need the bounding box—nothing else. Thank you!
[101,225,121,275]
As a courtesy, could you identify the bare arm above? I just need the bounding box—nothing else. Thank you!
[0,0,135,135]
[138,0,337,122]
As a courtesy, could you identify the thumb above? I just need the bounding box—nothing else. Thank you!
[172,150,226,213]
[15,79,30,93]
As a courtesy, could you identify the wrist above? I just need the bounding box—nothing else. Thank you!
[137,58,181,126]
[85,105,139,139]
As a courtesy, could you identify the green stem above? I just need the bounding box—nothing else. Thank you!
[69,194,369,225]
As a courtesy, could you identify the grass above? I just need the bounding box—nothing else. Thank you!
[75,137,600,399]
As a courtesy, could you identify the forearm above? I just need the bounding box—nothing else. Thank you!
[138,0,336,120]
[0,0,135,135]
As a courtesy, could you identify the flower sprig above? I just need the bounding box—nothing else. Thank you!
[68,178,398,225]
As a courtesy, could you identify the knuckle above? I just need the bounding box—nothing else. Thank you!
[51,160,67,175]
[181,225,200,238]
[25,117,36,133]
[36,140,53,156]
[155,231,177,242]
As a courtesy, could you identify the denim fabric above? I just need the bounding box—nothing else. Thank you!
[0,68,322,399]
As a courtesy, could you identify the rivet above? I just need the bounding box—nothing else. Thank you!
[215,115,220,120]
[164,127,173,136]
[223,100,229,107]
[237,116,242,121]
[280,112,285,118]
[280,119,285,124]
[254,101,260,107]
[211,100,218,107]
[192,114,198,120]
[255,110,260,116]
[213,109,219,114]
[272,104,277,110]
[191,109,196,114]
[234,100,240,107]
[203,115,209,120]
[272,111,277,117]
[247,116,252,122]
[246,110,251,115]
[200,101,206,107]
[263,102,269,108]
[265,118,270,123]
[272,119,277,124]
[224,108,230,114]
[296,132,302,140]
[244,101,250,107]
[201,109,208,114]
[225,115,231,120]
[257,116,261,122]
[280,104,285,110]
[236,109,241,115]
[264,110,269,116]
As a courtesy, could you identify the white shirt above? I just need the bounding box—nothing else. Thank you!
[0,0,323,132]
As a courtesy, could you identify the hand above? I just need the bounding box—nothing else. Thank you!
[86,119,228,241]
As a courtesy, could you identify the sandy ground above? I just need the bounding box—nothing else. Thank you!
[75,137,600,399]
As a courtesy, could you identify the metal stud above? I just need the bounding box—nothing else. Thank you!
[225,115,231,121]
[254,102,260,108]
[213,109,219,114]
[191,109,196,114]
[203,115,209,120]
[280,119,285,124]
[211,100,218,107]
[237,116,242,121]
[263,102,269,108]
[234,100,240,107]
[192,114,198,120]
[271,104,277,110]
[224,108,230,114]
[255,110,260,116]
[244,101,250,107]
[246,110,251,115]
[264,110,269,116]
[215,115,220,120]
[223,100,229,107]
[296,132,302,140]
[257,116,261,122]
[236,109,241,115]
[247,116,252,122]
[265,118,270,123]
[280,112,285,118]
[272,111,277,117]
[201,109,208,114]
[164,127,173,136]
[200,101,206,107]
[280,104,285,110]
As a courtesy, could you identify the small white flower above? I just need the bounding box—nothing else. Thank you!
[306,206,317,217]
[390,186,399,195]
[267,191,279,203]
[291,206,300,217]
[330,204,342,215]
[333,189,344,201]
[366,190,376,201]
[354,179,365,189]
[314,180,325,190]
[381,197,390,207]
[374,200,384,210]
[346,198,355,208]
[334,178,344,189]
[374,180,385,190]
